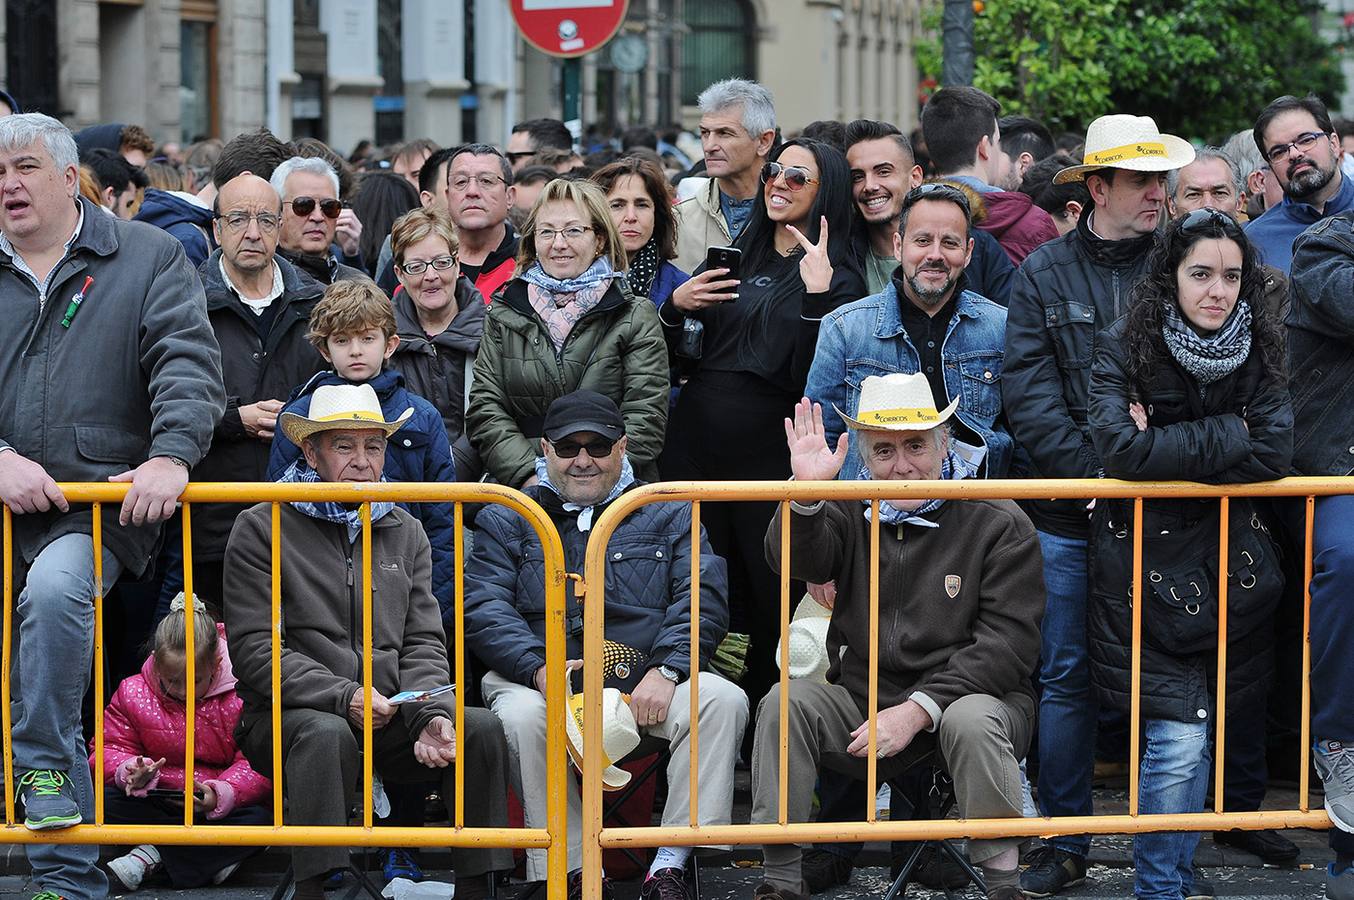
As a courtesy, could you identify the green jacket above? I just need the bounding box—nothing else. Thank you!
[468,277,669,486]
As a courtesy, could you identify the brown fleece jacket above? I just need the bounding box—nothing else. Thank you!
[765,496,1045,725]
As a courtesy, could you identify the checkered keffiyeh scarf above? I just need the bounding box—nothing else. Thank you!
[280,461,395,543]
[1161,299,1252,389]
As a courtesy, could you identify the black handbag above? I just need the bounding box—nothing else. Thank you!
[1099,497,1283,655]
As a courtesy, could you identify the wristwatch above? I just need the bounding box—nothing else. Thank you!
[656,665,681,684]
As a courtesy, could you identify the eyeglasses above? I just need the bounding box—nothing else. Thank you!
[535,225,594,243]
[901,182,973,218]
[449,173,507,192]
[399,255,457,276]
[550,436,617,459]
[505,151,536,164]
[216,211,281,233]
[761,162,820,192]
[289,196,344,219]
[1176,206,1243,236]
[1264,131,1329,164]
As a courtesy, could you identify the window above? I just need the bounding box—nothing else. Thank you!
[681,0,754,107]
[180,19,216,142]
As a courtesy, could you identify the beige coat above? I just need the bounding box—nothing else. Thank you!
[673,177,733,273]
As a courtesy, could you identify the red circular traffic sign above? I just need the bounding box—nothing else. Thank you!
[510,0,630,59]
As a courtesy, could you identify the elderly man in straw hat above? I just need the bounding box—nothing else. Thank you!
[464,390,747,900]
[751,374,1045,900]
[222,383,511,900]
[1000,113,1193,897]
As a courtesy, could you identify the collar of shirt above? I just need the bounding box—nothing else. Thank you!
[0,200,86,300]
[218,256,284,314]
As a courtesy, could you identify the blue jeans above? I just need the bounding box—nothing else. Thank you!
[1034,531,1094,857]
[1135,718,1210,900]
[11,532,123,900]
[1311,495,1354,743]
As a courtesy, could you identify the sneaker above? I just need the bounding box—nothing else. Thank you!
[108,844,160,891]
[1212,827,1300,864]
[383,848,423,882]
[31,892,70,900]
[753,881,808,900]
[567,870,616,900]
[801,848,852,893]
[988,887,1028,900]
[1317,740,1354,833]
[1328,863,1354,900]
[640,867,691,900]
[1184,878,1214,900]
[15,770,80,831]
[1019,846,1087,898]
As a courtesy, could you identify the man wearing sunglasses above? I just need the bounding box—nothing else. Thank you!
[271,155,366,284]
[1245,94,1354,272]
[464,391,746,900]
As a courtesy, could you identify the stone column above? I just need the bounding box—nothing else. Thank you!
[267,0,300,139]
[475,0,518,145]
[320,0,383,154]
[402,0,468,146]
[57,0,102,128]
[94,0,181,140]
[217,0,268,138]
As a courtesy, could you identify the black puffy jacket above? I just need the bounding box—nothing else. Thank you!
[1003,210,1155,537]
[1085,318,1292,723]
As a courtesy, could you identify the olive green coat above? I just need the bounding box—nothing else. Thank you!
[467,277,669,486]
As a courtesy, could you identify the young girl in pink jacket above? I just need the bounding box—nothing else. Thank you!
[92,593,272,890]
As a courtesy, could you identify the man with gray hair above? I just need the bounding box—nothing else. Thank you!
[0,112,224,898]
[672,78,777,272]
[1221,129,1282,220]
[272,155,365,284]
[1166,147,1246,218]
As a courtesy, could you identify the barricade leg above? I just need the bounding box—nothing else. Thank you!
[12,532,122,899]
[1133,717,1210,900]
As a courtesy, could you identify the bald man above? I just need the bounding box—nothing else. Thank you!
[162,173,328,608]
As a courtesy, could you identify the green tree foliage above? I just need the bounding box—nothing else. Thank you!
[921,0,1346,141]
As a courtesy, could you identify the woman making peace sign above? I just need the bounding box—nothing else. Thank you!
[659,137,866,707]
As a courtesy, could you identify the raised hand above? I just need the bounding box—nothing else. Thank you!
[786,216,834,293]
[785,397,849,482]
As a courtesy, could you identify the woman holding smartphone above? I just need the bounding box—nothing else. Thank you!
[658,137,865,705]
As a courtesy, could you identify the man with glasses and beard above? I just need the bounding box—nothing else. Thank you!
[271,155,366,284]
[1245,94,1354,272]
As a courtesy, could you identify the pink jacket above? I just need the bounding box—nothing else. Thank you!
[89,625,271,819]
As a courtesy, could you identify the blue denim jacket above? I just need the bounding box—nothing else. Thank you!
[805,282,1012,477]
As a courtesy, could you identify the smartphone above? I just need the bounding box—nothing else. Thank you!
[704,246,741,299]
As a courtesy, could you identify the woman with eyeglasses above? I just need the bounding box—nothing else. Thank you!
[386,207,487,480]
[659,137,866,703]
[1086,208,1292,900]
[466,177,669,487]
[591,157,690,309]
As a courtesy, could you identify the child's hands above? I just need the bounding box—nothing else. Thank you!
[193,779,218,813]
[125,756,166,794]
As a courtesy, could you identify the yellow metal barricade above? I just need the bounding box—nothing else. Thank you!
[576,477,1342,900]
[0,482,571,900]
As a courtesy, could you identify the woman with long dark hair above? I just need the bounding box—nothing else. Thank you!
[591,156,689,308]
[658,137,866,705]
[1087,208,1291,900]
[351,171,420,277]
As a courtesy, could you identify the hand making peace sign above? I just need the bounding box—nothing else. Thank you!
[785,215,834,294]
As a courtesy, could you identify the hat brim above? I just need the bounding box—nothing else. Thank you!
[544,420,625,442]
[279,406,414,446]
[1053,134,1196,184]
[563,677,633,791]
[835,395,960,431]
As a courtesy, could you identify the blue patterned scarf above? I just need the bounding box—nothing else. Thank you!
[534,454,636,532]
[859,446,976,528]
[280,461,395,543]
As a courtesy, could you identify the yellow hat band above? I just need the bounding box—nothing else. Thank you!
[313,410,389,424]
[1085,141,1168,166]
[567,696,616,769]
[854,406,944,426]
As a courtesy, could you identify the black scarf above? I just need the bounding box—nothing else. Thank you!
[626,238,662,300]
[278,248,335,284]
[1075,204,1157,268]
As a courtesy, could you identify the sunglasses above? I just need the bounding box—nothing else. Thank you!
[290,196,344,219]
[901,182,973,217]
[761,162,820,192]
[550,437,617,459]
[1177,206,1243,236]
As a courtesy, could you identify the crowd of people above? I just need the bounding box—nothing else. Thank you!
[0,74,1353,900]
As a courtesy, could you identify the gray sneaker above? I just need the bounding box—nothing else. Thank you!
[1316,740,1354,833]
[15,769,80,830]
[1329,864,1354,900]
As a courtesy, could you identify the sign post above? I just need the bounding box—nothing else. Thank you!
[510,0,630,130]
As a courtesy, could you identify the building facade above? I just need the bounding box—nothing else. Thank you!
[1,0,921,155]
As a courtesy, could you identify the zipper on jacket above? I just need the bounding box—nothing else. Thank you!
[346,552,359,656]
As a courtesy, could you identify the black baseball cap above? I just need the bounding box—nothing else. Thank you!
[543,390,625,442]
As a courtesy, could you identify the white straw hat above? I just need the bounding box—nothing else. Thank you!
[776,594,834,681]
[564,673,641,791]
[835,372,959,432]
[1054,114,1195,184]
[279,383,413,446]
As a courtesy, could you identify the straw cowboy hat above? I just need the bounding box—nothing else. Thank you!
[1053,114,1195,184]
[564,672,641,791]
[776,594,833,682]
[836,372,959,432]
[279,383,413,446]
